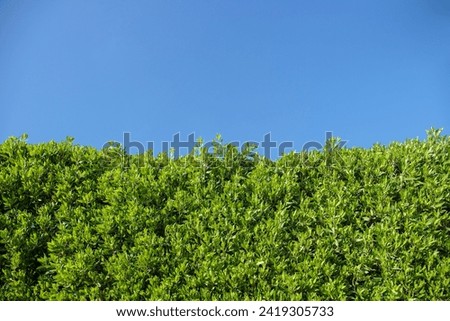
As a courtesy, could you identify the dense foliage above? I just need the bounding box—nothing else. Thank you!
[1,129,450,300]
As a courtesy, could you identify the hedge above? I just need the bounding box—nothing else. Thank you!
[1,129,449,300]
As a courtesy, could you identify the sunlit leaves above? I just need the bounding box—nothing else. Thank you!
[1,130,450,300]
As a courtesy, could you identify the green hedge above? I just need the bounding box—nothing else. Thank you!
[1,129,450,300]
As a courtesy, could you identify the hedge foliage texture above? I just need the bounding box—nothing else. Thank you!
[1,129,450,300]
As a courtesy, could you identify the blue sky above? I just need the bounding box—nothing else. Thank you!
[0,0,449,155]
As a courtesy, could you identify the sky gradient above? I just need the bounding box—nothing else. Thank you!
[1,0,449,155]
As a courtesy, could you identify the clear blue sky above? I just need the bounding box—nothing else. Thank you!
[1,0,449,155]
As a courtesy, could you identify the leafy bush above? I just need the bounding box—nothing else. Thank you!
[1,129,450,300]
